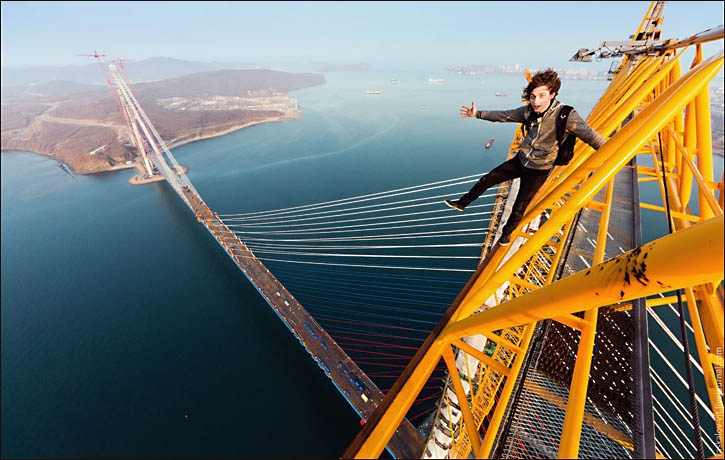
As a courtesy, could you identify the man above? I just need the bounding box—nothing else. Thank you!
[445,68,606,246]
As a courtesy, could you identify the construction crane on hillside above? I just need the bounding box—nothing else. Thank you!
[76,50,112,85]
[78,51,143,172]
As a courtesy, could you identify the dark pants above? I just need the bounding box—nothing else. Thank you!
[458,156,551,237]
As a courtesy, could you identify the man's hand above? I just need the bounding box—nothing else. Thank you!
[460,101,477,118]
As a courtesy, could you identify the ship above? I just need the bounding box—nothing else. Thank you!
[391,79,399,84]
[485,138,494,148]
[495,92,507,97]
[427,78,445,84]
[364,90,382,95]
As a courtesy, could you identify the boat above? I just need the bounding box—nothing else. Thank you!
[364,90,382,95]
[485,138,494,149]
[495,92,507,97]
[427,78,445,84]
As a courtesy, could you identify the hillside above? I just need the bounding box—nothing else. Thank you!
[0,56,258,87]
[1,69,325,174]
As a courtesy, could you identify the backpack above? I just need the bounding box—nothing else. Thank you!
[522,105,576,166]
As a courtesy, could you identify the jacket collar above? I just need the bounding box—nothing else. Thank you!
[527,98,559,122]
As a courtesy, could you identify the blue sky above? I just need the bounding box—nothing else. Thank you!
[2,1,723,71]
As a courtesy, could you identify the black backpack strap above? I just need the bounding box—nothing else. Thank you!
[556,105,573,144]
[521,105,533,136]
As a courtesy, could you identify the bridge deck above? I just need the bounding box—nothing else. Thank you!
[108,58,424,456]
[179,187,424,458]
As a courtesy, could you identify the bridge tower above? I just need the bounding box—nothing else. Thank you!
[107,63,156,178]
[342,1,724,458]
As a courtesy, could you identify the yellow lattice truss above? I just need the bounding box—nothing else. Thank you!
[343,2,724,458]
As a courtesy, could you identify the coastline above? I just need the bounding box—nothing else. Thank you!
[165,113,294,150]
[1,113,296,178]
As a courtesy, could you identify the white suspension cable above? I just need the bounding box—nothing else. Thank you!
[244,242,483,251]
[247,248,480,260]
[648,309,705,376]
[218,172,487,218]
[654,439,669,459]
[652,389,700,453]
[226,200,494,228]
[231,214,490,235]
[651,368,720,453]
[256,257,476,272]
[220,178,485,222]
[653,292,696,334]
[235,227,487,243]
[649,339,715,420]
[652,406,687,459]
[225,191,495,226]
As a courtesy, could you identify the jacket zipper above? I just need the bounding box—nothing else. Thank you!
[523,104,556,168]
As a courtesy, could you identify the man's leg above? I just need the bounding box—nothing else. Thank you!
[499,167,551,242]
[455,157,522,209]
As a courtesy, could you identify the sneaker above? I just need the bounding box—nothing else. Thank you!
[444,199,465,212]
[498,233,512,246]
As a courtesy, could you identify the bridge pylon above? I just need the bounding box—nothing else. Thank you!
[343,2,724,458]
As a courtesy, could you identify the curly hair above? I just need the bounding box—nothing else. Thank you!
[522,68,561,100]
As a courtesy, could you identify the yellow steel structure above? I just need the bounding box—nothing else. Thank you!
[343,2,724,458]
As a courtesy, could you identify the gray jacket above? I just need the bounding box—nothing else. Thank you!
[476,99,606,170]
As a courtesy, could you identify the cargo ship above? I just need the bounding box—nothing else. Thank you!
[427,78,445,84]
[485,138,494,149]
[364,90,382,95]
[495,92,507,97]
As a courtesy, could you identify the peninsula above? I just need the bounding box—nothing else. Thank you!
[1,69,325,175]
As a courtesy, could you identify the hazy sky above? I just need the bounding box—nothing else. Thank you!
[2,1,723,71]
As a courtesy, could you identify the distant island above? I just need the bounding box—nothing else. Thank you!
[316,63,372,72]
[1,68,326,175]
[447,64,608,81]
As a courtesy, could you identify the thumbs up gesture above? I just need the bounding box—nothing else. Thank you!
[460,101,477,118]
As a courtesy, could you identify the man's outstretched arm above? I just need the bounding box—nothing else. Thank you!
[566,109,606,149]
[476,105,528,123]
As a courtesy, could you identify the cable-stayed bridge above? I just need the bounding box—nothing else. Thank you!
[94,2,723,458]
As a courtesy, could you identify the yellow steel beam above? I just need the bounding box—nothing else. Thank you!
[558,177,614,458]
[694,77,715,221]
[442,346,482,457]
[343,32,723,460]
[646,295,680,307]
[531,50,688,221]
[552,313,589,331]
[456,51,723,321]
[441,215,723,340]
[525,378,635,451]
[639,202,702,222]
[477,323,537,457]
[452,339,510,378]
[666,125,723,215]
[535,58,673,221]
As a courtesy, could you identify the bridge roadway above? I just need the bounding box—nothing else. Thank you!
[177,186,424,458]
[105,62,423,456]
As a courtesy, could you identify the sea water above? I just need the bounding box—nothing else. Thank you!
[2,70,721,457]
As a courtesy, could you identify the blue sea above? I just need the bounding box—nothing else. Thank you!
[2,69,721,458]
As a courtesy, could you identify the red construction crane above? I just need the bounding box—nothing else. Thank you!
[76,50,105,59]
[78,50,136,160]
[77,50,112,86]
